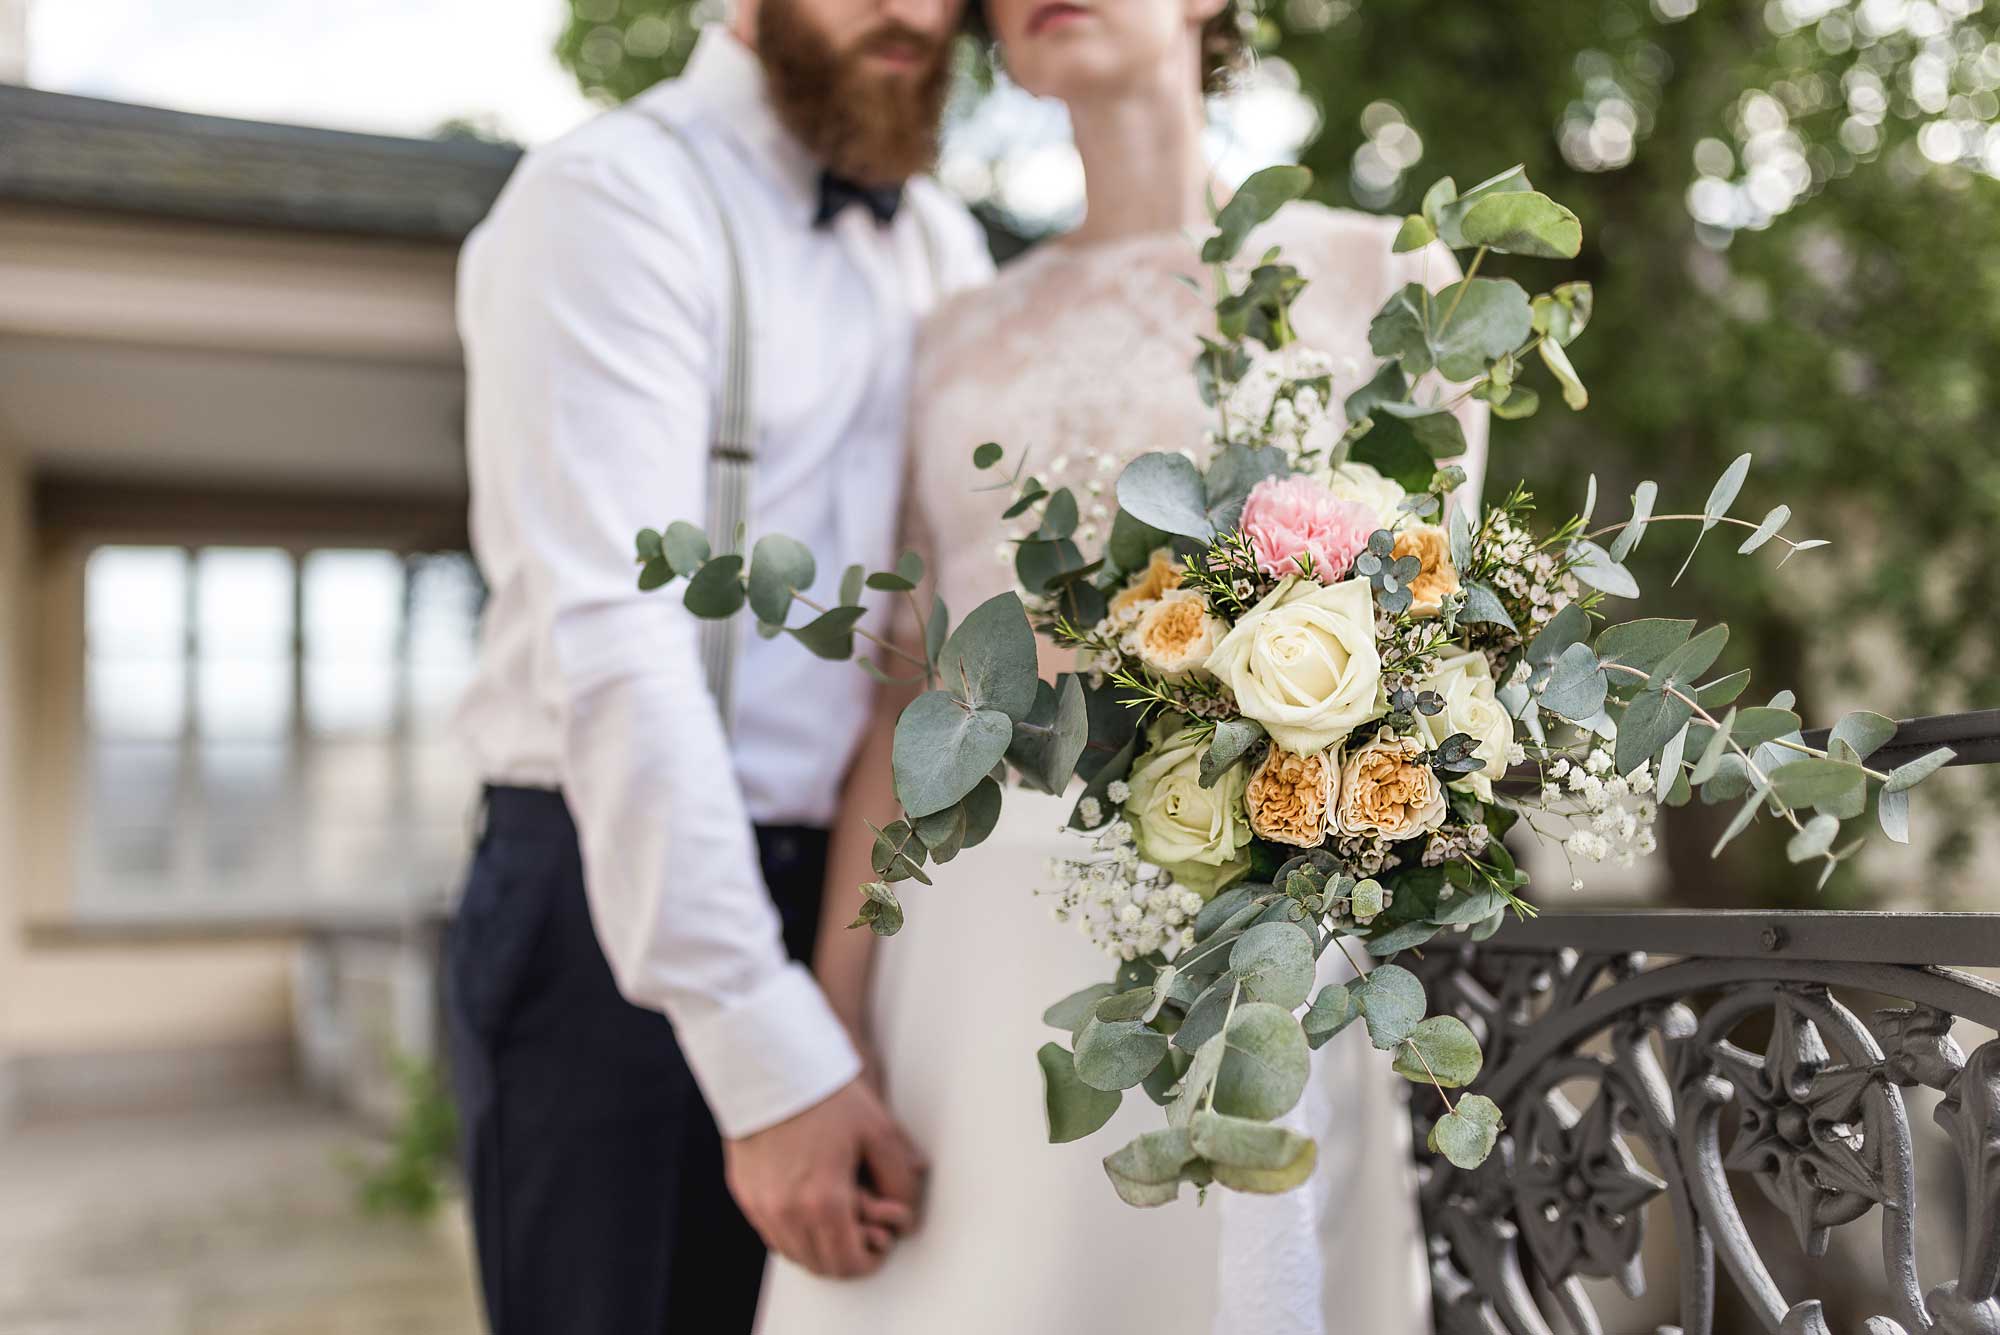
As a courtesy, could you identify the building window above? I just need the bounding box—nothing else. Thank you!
[79,544,482,914]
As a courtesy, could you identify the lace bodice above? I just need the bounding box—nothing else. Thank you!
[906,201,1490,616]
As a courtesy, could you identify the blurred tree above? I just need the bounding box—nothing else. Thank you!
[554,0,2000,903]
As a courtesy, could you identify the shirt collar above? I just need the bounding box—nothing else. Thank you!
[653,26,820,218]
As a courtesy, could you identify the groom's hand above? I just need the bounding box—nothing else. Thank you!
[723,1076,927,1279]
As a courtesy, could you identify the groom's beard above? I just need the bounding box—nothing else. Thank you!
[756,0,951,188]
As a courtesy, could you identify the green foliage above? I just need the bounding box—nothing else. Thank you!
[353,1057,459,1221]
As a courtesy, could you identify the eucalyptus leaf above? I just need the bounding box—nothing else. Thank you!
[1188,1111,1318,1193]
[1350,964,1427,1050]
[1526,601,1590,668]
[1531,281,1594,346]
[1202,719,1266,788]
[1116,452,1215,541]
[1568,540,1638,597]
[1608,480,1657,563]
[1885,746,1954,793]
[1433,164,1532,248]
[1595,619,1693,674]
[1392,1015,1484,1087]
[746,534,816,625]
[788,605,866,660]
[1393,213,1436,252]
[1172,978,1236,1054]
[1212,1002,1311,1120]
[1766,757,1865,809]
[1008,674,1090,796]
[1433,278,1534,382]
[1102,1126,1202,1208]
[1230,922,1316,1010]
[1653,624,1730,690]
[637,557,671,591]
[1616,689,1693,778]
[1074,1013,1170,1092]
[1202,164,1311,264]
[1878,785,1911,844]
[1831,710,1898,762]
[1042,984,1118,1042]
[1428,1093,1504,1169]
[937,592,1038,720]
[682,555,746,618]
[1458,190,1582,258]
[1692,669,1753,709]
[1303,983,1359,1049]
[1704,453,1752,527]
[1738,505,1792,554]
[1787,812,1841,863]
[1539,335,1588,409]
[1690,707,1737,786]
[1367,282,1434,377]
[1540,642,1609,722]
[849,880,903,936]
[892,689,1014,819]
[1364,920,1441,956]
[1459,582,1517,632]
[662,521,710,577]
[1038,1043,1121,1144]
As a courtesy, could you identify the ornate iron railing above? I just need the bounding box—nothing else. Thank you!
[1413,712,2000,1335]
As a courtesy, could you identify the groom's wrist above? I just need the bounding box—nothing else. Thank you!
[675,961,863,1138]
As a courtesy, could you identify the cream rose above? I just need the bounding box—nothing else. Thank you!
[1391,523,1461,617]
[1125,720,1253,899]
[1334,728,1449,840]
[1126,588,1225,679]
[1319,461,1408,532]
[1202,576,1384,754]
[1414,649,1515,801]
[1245,745,1336,848]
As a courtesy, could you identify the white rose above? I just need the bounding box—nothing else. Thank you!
[1124,720,1253,899]
[1317,461,1408,533]
[1203,576,1384,754]
[1334,728,1449,840]
[1123,589,1226,679]
[1414,649,1517,801]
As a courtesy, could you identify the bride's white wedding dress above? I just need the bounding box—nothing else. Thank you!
[758,202,1487,1334]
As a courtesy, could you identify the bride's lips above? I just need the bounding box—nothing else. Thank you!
[1025,1,1091,36]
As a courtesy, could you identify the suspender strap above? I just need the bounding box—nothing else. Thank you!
[644,110,753,731]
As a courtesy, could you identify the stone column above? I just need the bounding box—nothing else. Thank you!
[0,443,26,1131]
[0,0,26,84]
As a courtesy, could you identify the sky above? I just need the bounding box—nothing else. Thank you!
[28,0,600,143]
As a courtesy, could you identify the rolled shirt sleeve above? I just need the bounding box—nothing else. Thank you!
[461,148,859,1138]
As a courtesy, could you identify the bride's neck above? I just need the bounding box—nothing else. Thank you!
[1064,71,1213,247]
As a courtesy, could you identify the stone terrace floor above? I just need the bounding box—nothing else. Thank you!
[0,1098,482,1334]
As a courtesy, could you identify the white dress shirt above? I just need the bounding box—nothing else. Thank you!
[453,28,994,1137]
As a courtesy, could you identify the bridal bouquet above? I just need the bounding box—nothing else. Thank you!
[634,166,1953,1205]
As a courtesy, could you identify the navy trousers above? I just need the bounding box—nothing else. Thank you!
[444,786,827,1335]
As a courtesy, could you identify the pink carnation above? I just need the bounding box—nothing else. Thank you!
[1239,474,1378,581]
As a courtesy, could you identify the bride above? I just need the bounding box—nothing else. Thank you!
[759,0,1486,1330]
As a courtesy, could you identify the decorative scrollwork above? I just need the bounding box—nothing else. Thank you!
[1409,935,2000,1335]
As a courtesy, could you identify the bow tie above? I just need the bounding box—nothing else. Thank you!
[815,171,903,228]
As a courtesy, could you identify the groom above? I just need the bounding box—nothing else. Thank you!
[445,0,990,1330]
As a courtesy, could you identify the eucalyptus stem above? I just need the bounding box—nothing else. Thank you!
[1203,979,1244,1115]
[791,591,929,670]
[1432,245,1488,337]
[1401,1034,1459,1116]
[1580,513,1812,552]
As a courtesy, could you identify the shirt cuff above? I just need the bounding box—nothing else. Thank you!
[673,961,863,1139]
